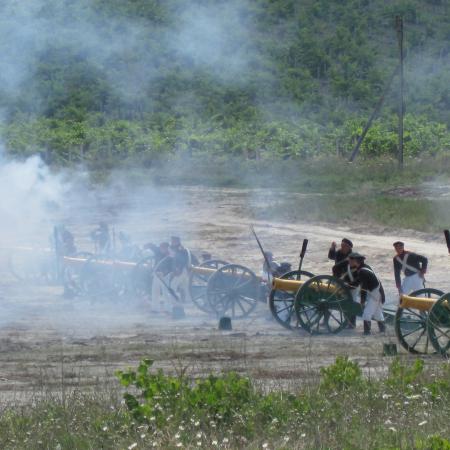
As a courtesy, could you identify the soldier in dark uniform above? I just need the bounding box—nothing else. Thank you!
[144,242,170,264]
[151,237,196,311]
[328,238,353,264]
[393,241,427,295]
[261,251,281,283]
[51,224,77,290]
[90,222,111,255]
[333,258,359,328]
[117,231,141,261]
[348,252,385,335]
[52,225,76,257]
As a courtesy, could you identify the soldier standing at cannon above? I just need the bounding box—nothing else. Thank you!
[90,222,111,255]
[151,237,196,313]
[143,242,170,264]
[393,241,427,295]
[261,251,281,284]
[333,257,360,328]
[328,238,353,264]
[348,252,386,335]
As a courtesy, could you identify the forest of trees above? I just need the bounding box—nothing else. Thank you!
[0,0,449,168]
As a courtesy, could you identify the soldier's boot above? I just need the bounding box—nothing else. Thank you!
[347,316,356,328]
[363,321,371,335]
[377,321,386,333]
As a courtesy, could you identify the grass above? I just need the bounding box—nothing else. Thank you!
[0,356,449,449]
[88,154,450,232]
[252,194,450,233]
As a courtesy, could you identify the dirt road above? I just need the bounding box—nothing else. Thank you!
[0,186,448,402]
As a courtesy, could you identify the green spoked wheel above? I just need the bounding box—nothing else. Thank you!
[63,252,94,296]
[132,254,156,299]
[80,256,128,299]
[294,275,355,334]
[207,264,259,319]
[427,293,450,357]
[269,270,315,330]
[189,260,229,313]
[395,288,444,354]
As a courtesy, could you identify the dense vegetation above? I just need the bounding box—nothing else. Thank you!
[0,0,449,168]
[0,357,449,449]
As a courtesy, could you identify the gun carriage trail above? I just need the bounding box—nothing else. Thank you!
[0,185,448,402]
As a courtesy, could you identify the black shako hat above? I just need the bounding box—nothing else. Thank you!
[342,238,353,248]
[348,252,365,260]
[393,241,404,247]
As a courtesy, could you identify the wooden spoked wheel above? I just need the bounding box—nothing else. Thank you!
[189,260,229,313]
[206,264,259,319]
[427,292,450,357]
[269,270,314,330]
[395,288,444,354]
[294,275,354,334]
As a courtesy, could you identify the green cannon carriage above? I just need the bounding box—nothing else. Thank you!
[269,273,450,356]
[62,254,271,319]
[396,290,450,356]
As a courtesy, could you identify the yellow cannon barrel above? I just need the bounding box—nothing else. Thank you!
[399,294,436,311]
[190,266,217,276]
[272,277,304,292]
[63,256,139,269]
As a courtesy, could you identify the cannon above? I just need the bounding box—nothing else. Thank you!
[397,289,450,356]
[270,274,450,356]
[270,274,360,333]
[62,254,269,318]
[63,254,156,299]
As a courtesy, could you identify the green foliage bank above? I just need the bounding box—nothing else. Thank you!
[0,0,449,168]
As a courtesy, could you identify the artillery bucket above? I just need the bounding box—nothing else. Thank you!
[172,306,186,320]
[218,316,232,331]
[383,343,397,356]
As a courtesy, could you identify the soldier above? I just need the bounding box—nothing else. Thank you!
[332,258,359,328]
[52,224,76,257]
[151,237,194,312]
[144,242,170,264]
[51,224,77,284]
[117,231,141,260]
[261,251,280,284]
[393,241,427,295]
[201,252,212,263]
[90,222,111,255]
[328,238,353,264]
[348,252,386,336]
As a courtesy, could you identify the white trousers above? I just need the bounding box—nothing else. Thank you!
[151,269,189,311]
[362,288,384,321]
[350,287,360,303]
[401,273,424,294]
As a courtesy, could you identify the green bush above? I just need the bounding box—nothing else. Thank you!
[320,355,364,391]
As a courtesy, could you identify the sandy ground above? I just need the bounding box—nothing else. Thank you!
[0,186,448,403]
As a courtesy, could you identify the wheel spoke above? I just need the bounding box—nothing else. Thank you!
[409,328,426,350]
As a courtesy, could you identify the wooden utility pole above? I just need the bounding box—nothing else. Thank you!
[395,15,404,169]
[349,65,400,162]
